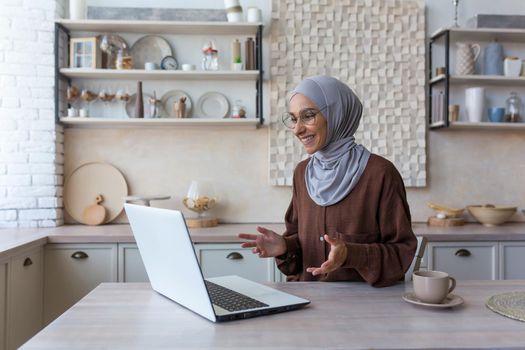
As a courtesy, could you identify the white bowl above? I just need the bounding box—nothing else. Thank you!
[467,205,517,227]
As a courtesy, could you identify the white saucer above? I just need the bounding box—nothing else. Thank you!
[402,292,464,308]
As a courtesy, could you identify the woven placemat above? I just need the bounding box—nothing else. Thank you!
[486,291,525,322]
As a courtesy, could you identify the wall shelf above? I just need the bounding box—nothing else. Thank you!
[448,121,525,130]
[59,68,259,81]
[428,28,525,129]
[55,19,262,35]
[431,27,525,42]
[59,117,260,129]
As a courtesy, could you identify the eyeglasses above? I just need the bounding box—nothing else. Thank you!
[281,109,320,129]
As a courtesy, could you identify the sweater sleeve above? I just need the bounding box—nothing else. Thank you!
[275,173,303,277]
[341,164,417,287]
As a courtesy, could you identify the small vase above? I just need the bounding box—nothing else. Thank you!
[135,81,144,119]
[69,0,86,20]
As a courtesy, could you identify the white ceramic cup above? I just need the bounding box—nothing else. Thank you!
[67,107,77,117]
[465,87,485,122]
[413,270,456,304]
[181,63,195,71]
[144,62,156,71]
[247,7,262,23]
[227,11,243,22]
[504,58,521,77]
[69,0,86,20]
[79,108,88,118]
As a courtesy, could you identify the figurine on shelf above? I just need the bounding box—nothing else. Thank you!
[149,91,161,118]
[174,96,187,118]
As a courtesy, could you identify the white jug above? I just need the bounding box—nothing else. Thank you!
[465,87,485,122]
[456,42,481,75]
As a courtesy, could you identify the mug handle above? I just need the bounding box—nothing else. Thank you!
[472,44,481,62]
[448,276,457,294]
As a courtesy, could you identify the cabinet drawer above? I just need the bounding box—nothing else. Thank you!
[428,242,498,280]
[499,242,525,279]
[0,262,7,350]
[118,244,149,282]
[44,244,117,325]
[8,246,43,350]
[195,244,274,282]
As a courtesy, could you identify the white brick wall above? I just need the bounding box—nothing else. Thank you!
[0,0,66,228]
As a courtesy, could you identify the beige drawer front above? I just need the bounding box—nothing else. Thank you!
[195,244,274,282]
[44,244,117,325]
[8,247,44,350]
[118,244,149,282]
[428,242,498,280]
[499,242,525,280]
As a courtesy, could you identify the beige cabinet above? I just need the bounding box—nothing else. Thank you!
[499,242,525,279]
[118,244,148,282]
[8,246,43,350]
[44,244,117,325]
[427,241,498,280]
[194,244,278,282]
[0,261,7,350]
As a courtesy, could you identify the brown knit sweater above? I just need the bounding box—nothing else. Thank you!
[275,154,417,287]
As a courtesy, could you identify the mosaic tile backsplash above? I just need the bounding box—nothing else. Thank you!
[269,0,426,187]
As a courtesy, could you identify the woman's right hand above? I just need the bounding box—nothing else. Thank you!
[238,226,287,258]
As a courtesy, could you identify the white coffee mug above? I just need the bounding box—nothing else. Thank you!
[465,87,485,122]
[247,7,262,23]
[144,62,156,71]
[79,108,88,118]
[67,107,77,117]
[181,63,196,71]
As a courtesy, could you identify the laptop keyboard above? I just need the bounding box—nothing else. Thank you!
[205,280,269,312]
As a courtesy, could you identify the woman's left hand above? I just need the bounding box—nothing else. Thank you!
[306,234,347,276]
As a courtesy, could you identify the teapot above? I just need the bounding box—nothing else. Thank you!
[455,42,480,75]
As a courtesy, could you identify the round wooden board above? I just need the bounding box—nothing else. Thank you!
[64,162,128,224]
[185,217,219,228]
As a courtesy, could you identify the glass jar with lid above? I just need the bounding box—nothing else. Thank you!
[115,44,132,70]
[505,91,522,122]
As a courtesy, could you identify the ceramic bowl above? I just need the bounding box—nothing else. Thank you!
[467,205,517,226]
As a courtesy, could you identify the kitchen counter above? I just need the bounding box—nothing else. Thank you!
[21,280,525,349]
[2,222,525,260]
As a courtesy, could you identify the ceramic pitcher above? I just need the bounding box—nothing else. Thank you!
[456,42,480,75]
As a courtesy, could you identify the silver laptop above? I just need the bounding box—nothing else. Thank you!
[124,203,310,322]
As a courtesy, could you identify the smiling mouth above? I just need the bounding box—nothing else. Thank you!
[300,135,315,145]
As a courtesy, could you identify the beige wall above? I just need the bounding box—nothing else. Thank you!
[65,126,525,224]
[64,126,293,224]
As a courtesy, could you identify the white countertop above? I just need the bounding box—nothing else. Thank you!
[2,222,525,260]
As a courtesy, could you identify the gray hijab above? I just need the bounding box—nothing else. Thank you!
[290,76,371,206]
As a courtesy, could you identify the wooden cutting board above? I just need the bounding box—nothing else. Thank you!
[427,216,465,227]
[83,195,106,226]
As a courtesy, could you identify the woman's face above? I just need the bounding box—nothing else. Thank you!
[288,93,328,154]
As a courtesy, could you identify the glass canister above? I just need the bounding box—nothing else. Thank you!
[505,91,522,122]
[115,44,132,70]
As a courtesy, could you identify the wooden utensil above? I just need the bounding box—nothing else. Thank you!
[82,195,107,225]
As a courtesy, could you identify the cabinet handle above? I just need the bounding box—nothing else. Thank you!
[454,249,471,257]
[226,252,244,260]
[71,251,89,260]
[23,257,33,266]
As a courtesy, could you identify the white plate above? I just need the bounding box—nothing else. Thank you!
[402,293,464,308]
[130,35,172,69]
[196,92,229,118]
[160,90,192,118]
[125,93,155,118]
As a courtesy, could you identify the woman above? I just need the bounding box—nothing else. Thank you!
[238,76,416,287]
